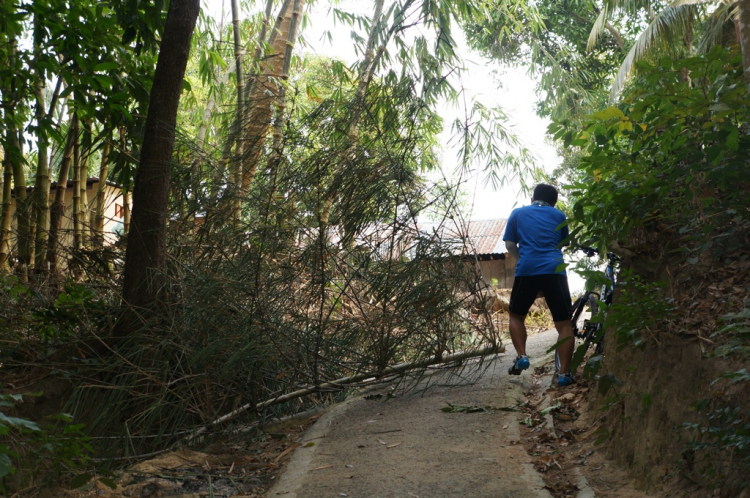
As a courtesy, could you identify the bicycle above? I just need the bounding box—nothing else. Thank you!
[555,246,621,374]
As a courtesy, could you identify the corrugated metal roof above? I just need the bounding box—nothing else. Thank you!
[466,218,508,255]
[418,218,508,257]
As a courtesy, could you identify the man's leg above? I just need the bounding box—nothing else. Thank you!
[553,319,574,374]
[508,276,539,375]
[541,274,575,383]
[508,312,527,357]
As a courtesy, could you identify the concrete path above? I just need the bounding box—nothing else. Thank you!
[270,330,560,498]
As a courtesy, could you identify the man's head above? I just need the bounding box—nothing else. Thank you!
[532,183,558,206]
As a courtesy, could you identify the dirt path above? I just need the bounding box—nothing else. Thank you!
[270,330,562,498]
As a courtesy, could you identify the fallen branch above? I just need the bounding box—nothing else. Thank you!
[185,344,503,443]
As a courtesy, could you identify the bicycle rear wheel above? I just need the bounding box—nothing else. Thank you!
[556,293,598,373]
[571,293,597,339]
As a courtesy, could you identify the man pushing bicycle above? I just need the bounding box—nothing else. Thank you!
[502,183,575,387]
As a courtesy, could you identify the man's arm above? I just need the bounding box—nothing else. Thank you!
[505,240,520,260]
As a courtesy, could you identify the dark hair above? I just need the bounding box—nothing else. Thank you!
[532,183,558,205]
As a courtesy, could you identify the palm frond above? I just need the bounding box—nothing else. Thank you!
[697,1,737,54]
[587,4,612,52]
[588,0,658,51]
[609,2,699,102]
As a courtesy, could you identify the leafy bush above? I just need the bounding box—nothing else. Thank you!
[551,46,750,255]
[0,394,93,494]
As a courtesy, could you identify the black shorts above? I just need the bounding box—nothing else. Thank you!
[509,274,572,322]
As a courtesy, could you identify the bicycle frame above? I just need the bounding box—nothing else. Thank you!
[600,252,620,305]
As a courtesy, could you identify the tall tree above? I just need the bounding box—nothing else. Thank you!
[119,0,200,315]
[739,0,750,81]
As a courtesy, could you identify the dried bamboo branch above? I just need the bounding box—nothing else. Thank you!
[185,344,502,442]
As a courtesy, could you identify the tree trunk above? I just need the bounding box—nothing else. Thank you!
[0,154,12,272]
[10,126,30,281]
[738,0,750,82]
[93,141,111,243]
[229,0,244,219]
[79,125,91,245]
[32,15,54,272]
[237,0,296,189]
[119,0,200,316]
[264,0,303,223]
[47,114,78,272]
[120,126,131,236]
[72,127,82,251]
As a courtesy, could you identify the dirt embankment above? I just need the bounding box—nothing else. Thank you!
[589,253,750,493]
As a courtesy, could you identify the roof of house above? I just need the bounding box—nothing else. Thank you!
[463,218,508,255]
[418,218,509,258]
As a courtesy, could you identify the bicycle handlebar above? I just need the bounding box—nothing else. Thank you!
[577,246,623,262]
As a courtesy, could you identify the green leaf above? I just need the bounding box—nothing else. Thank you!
[591,107,624,121]
[98,477,117,490]
[70,473,93,489]
[593,426,609,446]
[94,74,114,89]
[540,401,561,416]
[0,413,41,431]
[0,453,14,478]
[94,62,118,72]
[546,336,571,354]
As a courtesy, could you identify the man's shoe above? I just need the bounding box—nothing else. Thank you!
[557,373,576,387]
[508,355,530,375]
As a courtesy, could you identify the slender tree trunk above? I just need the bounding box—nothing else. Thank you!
[32,15,52,273]
[93,141,110,243]
[123,188,131,234]
[47,114,78,272]
[0,155,12,272]
[229,0,244,219]
[264,0,302,222]
[236,0,295,189]
[190,66,231,201]
[79,125,91,244]
[120,128,131,235]
[119,0,200,316]
[72,128,82,251]
[3,38,31,280]
[10,126,30,281]
[738,0,750,82]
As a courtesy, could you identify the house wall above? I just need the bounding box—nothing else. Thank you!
[477,257,516,288]
[6,180,128,252]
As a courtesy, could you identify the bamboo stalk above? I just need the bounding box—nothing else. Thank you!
[0,153,12,272]
[72,126,82,250]
[230,0,244,220]
[79,125,91,244]
[47,113,78,272]
[93,141,110,243]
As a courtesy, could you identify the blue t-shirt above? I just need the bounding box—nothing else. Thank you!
[503,204,569,276]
